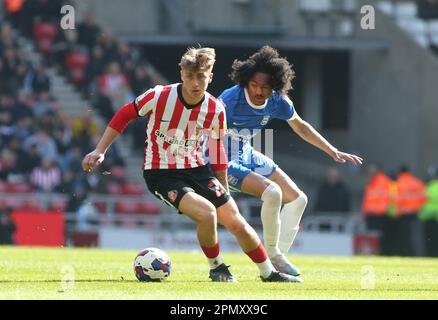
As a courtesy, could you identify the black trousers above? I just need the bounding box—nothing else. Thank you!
[398,214,420,257]
[423,220,438,257]
[381,216,400,256]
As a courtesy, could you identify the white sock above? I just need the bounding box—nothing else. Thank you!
[260,183,282,258]
[256,259,276,279]
[207,256,224,269]
[278,192,308,254]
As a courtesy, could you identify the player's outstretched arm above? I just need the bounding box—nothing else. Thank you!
[331,149,363,165]
[82,126,120,172]
[287,113,363,166]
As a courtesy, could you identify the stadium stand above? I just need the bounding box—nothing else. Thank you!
[0,2,167,244]
[378,0,438,49]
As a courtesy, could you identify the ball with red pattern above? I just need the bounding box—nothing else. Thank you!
[134,248,171,282]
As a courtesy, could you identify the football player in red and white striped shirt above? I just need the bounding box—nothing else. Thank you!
[82,47,301,283]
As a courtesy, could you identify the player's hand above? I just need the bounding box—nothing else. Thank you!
[332,150,363,166]
[82,150,105,172]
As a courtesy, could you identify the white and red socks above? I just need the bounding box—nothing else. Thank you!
[201,242,224,269]
[245,243,276,279]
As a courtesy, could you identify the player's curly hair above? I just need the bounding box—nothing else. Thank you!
[229,46,295,95]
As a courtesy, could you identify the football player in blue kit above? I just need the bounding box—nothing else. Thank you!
[219,46,363,276]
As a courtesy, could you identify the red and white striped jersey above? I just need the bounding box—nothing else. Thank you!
[134,83,226,170]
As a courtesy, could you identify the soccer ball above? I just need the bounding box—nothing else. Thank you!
[133,248,171,282]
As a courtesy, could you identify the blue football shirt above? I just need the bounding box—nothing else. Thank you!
[218,85,296,155]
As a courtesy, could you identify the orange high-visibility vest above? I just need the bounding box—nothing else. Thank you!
[5,0,24,13]
[395,172,427,216]
[361,173,393,216]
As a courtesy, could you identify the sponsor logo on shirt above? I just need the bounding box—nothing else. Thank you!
[155,128,199,147]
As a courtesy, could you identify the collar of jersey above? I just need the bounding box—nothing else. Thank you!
[178,83,205,109]
[244,87,268,110]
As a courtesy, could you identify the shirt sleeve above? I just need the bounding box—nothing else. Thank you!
[108,87,157,133]
[275,95,296,120]
[218,86,239,113]
[108,101,138,133]
[134,87,157,117]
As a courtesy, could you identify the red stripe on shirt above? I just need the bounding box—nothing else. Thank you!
[184,105,202,168]
[202,97,216,129]
[136,90,155,112]
[164,98,185,170]
[150,85,171,169]
[203,98,220,168]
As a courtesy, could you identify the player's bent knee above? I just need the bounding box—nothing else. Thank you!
[261,182,282,205]
[288,191,308,214]
[285,190,308,206]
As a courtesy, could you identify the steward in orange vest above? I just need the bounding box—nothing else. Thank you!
[361,164,395,255]
[394,166,427,256]
[395,169,427,216]
[362,171,393,216]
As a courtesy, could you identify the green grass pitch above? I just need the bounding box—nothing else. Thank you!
[0,246,437,300]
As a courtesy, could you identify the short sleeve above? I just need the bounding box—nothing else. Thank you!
[134,87,157,117]
[218,86,240,111]
[275,95,296,120]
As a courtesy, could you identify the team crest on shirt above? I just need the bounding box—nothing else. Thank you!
[167,190,178,203]
[260,115,270,126]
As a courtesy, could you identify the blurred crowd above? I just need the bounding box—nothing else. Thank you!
[0,20,124,196]
[3,0,166,145]
[0,0,170,240]
[0,0,169,197]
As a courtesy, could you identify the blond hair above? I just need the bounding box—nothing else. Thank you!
[179,47,216,71]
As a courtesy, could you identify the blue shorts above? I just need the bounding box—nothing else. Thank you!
[227,148,278,192]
